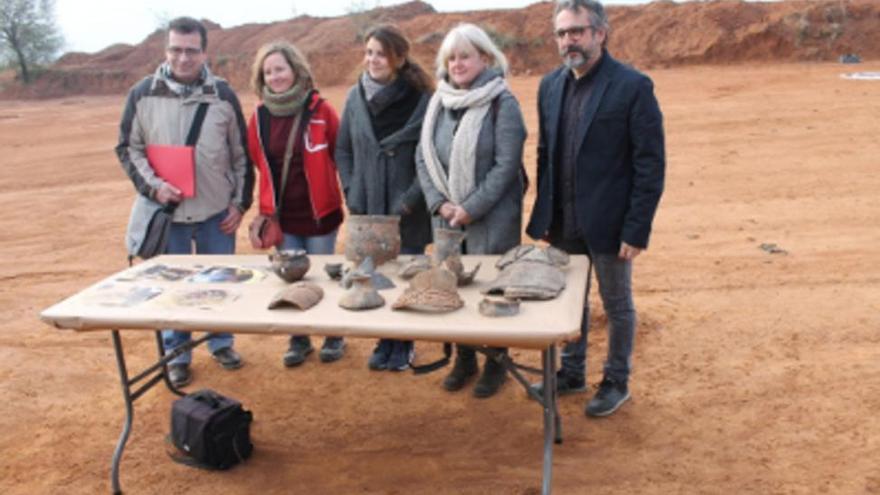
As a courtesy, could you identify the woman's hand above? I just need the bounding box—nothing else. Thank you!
[248,215,268,249]
[438,201,456,221]
[448,205,472,227]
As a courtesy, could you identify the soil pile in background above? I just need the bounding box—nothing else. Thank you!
[4,0,877,99]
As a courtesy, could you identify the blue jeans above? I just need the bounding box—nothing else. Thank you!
[162,209,236,365]
[282,230,338,254]
[284,230,338,346]
[556,239,636,384]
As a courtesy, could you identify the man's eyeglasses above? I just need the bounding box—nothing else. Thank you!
[166,46,203,57]
[554,25,595,39]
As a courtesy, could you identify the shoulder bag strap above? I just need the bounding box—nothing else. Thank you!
[274,112,304,216]
[186,102,210,147]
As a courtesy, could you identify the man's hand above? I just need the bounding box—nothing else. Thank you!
[618,242,643,260]
[154,183,183,205]
[219,205,243,235]
[448,205,472,228]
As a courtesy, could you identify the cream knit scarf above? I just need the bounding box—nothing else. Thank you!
[420,75,507,204]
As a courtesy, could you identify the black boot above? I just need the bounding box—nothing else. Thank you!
[473,348,508,398]
[442,345,478,391]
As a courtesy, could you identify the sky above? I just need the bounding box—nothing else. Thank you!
[56,0,651,54]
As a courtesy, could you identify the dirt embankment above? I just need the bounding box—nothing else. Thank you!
[3,0,878,99]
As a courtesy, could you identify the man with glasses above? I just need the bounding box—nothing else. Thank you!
[116,17,254,387]
[527,0,665,417]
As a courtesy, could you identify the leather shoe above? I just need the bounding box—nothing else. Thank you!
[442,350,478,391]
[212,347,243,370]
[473,356,507,398]
[319,337,346,363]
[168,363,192,388]
[283,338,314,367]
[585,377,631,417]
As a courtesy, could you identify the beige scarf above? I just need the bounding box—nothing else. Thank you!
[420,76,507,204]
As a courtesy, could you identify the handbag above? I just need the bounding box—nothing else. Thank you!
[248,111,303,250]
[167,389,253,470]
[125,103,209,261]
[126,197,176,260]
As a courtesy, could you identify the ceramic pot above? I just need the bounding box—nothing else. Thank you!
[344,215,401,266]
[269,249,311,283]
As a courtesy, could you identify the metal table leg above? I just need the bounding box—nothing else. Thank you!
[541,345,558,495]
[110,331,132,495]
[474,346,563,494]
[108,330,210,494]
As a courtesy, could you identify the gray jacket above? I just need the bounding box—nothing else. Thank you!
[116,64,253,223]
[336,84,432,248]
[416,70,527,255]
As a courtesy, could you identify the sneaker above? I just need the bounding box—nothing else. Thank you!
[442,352,478,391]
[168,363,192,388]
[283,338,314,367]
[368,339,393,371]
[473,357,507,398]
[387,340,414,372]
[585,377,631,417]
[528,371,587,400]
[212,347,243,370]
[319,337,346,363]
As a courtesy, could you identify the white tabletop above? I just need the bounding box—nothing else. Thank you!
[40,254,588,349]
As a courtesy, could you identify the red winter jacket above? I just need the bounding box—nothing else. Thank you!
[247,92,343,220]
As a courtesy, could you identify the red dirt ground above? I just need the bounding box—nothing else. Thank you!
[1,60,879,493]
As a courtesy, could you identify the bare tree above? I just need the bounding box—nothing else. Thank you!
[0,0,63,83]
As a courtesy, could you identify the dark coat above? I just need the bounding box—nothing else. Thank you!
[336,83,432,248]
[525,53,665,254]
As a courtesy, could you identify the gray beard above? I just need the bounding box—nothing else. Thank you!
[560,46,589,70]
[563,53,586,70]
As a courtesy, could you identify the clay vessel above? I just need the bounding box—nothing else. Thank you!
[269,249,311,283]
[344,215,401,266]
[339,272,385,310]
[432,228,465,264]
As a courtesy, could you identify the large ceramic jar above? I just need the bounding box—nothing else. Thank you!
[344,215,401,266]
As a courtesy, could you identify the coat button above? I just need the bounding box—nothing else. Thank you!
[385,149,396,157]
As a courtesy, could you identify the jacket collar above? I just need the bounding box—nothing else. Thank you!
[151,63,217,99]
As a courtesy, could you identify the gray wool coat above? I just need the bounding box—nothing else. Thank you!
[336,85,433,248]
[415,69,527,255]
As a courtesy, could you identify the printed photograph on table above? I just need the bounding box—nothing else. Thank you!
[168,288,240,309]
[116,264,197,282]
[187,266,265,284]
[83,284,164,308]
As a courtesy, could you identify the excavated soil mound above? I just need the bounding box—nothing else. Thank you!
[3,0,879,99]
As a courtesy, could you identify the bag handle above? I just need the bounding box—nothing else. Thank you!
[192,390,222,409]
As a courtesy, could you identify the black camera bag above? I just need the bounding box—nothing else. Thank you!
[169,389,253,470]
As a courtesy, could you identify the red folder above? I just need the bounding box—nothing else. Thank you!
[146,145,196,198]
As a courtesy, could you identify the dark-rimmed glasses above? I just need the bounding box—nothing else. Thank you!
[166,46,203,57]
[554,25,595,39]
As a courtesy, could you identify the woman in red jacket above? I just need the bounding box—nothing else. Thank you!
[247,41,346,367]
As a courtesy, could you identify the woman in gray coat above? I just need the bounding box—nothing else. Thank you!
[416,23,527,398]
[336,25,435,371]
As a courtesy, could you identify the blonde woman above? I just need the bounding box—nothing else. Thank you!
[247,41,346,367]
[416,24,527,398]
